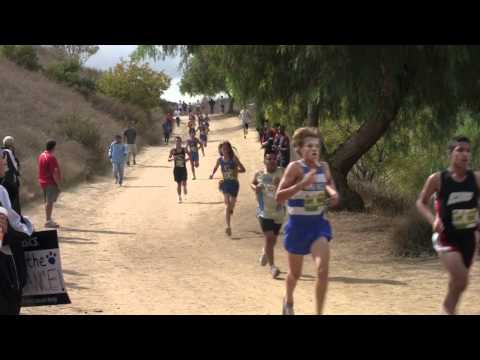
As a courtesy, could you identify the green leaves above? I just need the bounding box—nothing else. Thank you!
[97,59,171,112]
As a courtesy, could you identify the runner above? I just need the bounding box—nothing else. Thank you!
[240,107,251,139]
[416,135,480,315]
[251,151,285,279]
[187,114,196,136]
[276,127,339,315]
[186,131,204,181]
[174,108,181,127]
[209,141,246,236]
[169,136,190,204]
[198,119,209,148]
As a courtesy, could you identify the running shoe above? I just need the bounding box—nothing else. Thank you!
[45,220,60,229]
[178,197,182,204]
[271,266,281,279]
[226,227,232,236]
[259,252,268,266]
[282,299,294,315]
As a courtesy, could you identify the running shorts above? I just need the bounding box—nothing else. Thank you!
[220,179,239,198]
[258,217,282,235]
[190,151,199,162]
[284,215,332,255]
[174,167,187,183]
[433,231,477,268]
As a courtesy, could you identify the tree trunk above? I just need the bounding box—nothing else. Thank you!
[307,100,320,127]
[227,97,235,114]
[329,65,406,211]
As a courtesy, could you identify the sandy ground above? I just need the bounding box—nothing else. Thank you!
[21,115,480,315]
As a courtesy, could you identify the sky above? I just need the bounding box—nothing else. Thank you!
[85,45,200,103]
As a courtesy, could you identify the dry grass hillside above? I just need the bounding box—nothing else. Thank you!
[0,57,164,205]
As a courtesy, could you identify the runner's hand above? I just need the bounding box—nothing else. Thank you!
[255,184,263,194]
[328,193,339,208]
[433,216,444,233]
[300,169,317,188]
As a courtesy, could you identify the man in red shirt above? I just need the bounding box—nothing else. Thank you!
[38,140,62,228]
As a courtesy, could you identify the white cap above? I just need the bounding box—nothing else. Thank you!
[3,136,14,147]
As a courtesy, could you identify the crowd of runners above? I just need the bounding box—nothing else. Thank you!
[165,105,480,316]
[0,97,479,315]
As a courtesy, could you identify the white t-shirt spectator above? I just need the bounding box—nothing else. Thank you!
[0,185,33,254]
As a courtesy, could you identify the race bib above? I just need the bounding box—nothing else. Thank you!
[452,208,478,229]
[223,169,235,180]
[304,192,327,212]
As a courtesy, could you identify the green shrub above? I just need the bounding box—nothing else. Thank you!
[45,60,96,95]
[1,45,41,71]
[57,113,102,152]
[390,207,435,257]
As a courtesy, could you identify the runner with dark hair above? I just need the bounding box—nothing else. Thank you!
[417,135,480,315]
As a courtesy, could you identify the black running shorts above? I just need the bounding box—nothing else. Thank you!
[174,167,187,183]
[258,217,282,235]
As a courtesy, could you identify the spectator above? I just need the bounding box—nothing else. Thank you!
[0,153,34,315]
[261,129,276,157]
[38,140,62,229]
[220,96,225,114]
[209,98,216,114]
[123,122,137,167]
[1,136,21,214]
[162,119,172,145]
[108,135,128,186]
[274,126,291,168]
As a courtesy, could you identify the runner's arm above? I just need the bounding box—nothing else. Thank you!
[168,149,174,161]
[210,158,221,179]
[322,162,339,207]
[416,172,442,232]
[235,157,246,173]
[276,162,313,203]
[250,171,262,193]
[200,141,205,156]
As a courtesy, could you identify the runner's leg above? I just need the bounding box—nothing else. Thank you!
[190,159,196,179]
[224,194,232,234]
[310,238,330,315]
[183,180,187,196]
[264,231,276,267]
[286,253,304,306]
[439,251,469,315]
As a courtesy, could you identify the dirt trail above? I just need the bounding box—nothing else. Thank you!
[22,115,480,315]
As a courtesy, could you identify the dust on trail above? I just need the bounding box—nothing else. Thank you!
[22,115,480,315]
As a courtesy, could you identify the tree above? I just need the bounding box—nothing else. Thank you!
[179,46,238,113]
[1,45,41,71]
[97,59,171,113]
[52,45,99,65]
[133,45,480,210]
